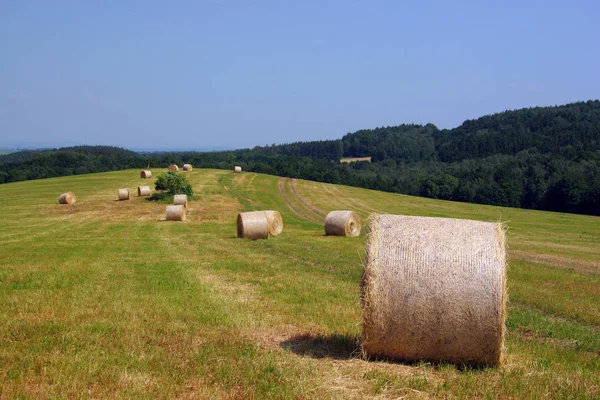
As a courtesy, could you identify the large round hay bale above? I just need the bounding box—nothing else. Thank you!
[138,186,151,197]
[237,211,268,240]
[58,192,76,204]
[183,164,193,171]
[140,170,152,178]
[173,194,188,208]
[362,214,507,366]
[169,164,179,172]
[118,189,130,201]
[264,210,283,236]
[324,210,361,237]
[234,166,242,173]
[166,205,186,221]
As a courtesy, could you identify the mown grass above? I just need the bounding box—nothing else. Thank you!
[0,169,598,398]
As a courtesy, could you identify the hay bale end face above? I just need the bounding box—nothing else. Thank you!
[118,189,130,201]
[237,211,268,240]
[138,186,151,197]
[173,194,188,208]
[362,214,507,366]
[264,210,284,236]
[234,166,242,173]
[58,192,76,204]
[325,210,361,237]
[166,205,186,221]
[169,164,179,172]
[140,170,152,178]
[183,164,193,171]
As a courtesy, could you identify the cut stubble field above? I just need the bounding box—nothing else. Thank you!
[0,169,598,398]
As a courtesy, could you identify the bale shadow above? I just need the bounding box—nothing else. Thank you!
[280,333,360,360]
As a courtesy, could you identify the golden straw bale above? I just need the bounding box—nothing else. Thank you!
[234,166,242,173]
[140,170,152,178]
[118,189,130,201]
[166,205,186,221]
[173,194,188,208]
[324,210,361,237]
[264,210,283,236]
[58,192,76,204]
[138,186,151,197]
[362,214,507,366]
[237,211,268,240]
[169,165,179,172]
[183,164,193,171]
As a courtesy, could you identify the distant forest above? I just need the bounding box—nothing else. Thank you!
[1,100,599,216]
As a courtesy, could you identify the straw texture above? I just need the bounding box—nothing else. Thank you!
[166,205,186,221]
[138,186,151,197]
[173,194,188,208]
[362,214,507,366]
[237,211,268,240]
[325,210,361,237]
[169,165,179,172]
[234,166,242,173]
[264,210,284,236]
[58,192,76,204]
[140,170,152,178]
[118,189,130,201]
[183,164,193,171]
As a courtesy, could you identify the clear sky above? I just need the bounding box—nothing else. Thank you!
[1,1,599,150]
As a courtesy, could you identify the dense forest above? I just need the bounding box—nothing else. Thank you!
[1,101,599,216]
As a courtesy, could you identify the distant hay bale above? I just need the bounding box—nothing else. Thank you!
[234,166,242,173]
[183,164,193,171]
[118,189,130,201]
[140,170,152,178]
[237,211,268,240]
[58,192,76,204]
[361,214,507,366]
[138,186,151,197]
[169,164,179,172]
[264,210,284,236]
[166,205,186,221]
[173,194,188,208]
[324,210,361,237]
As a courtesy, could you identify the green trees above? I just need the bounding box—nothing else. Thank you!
[154,172,193,196]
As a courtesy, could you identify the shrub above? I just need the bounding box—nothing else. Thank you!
[154,171,193,196]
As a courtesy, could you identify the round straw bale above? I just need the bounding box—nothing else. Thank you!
[361,214,507,366]
[234,166,242,173]
[140,170,152,178]
[138,186,151,197]
[169,164,179,172]
[264,210,283,236]
[58,192,76,204]
[173,194,188,208]
[118,189,130,201]
[324,210,361,237]
[237,211,268,240]
[166,205,186,221]
[183,164,193,171]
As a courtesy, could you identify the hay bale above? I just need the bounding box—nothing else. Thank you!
[140,170,152,178]
[58,192,76,204]
[138,186,151,197]
[234,166,242,173]
[264,210,284,236]
[166,205,186,221]
[324,210,361,237]
[173,194,188,208]
[183,164,193,171]
[118,188,130,201]
[169,164,179,172]
[361,214,507,366]
[237,211,268,240]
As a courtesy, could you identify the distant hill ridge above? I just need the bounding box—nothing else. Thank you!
[1,100,598,215]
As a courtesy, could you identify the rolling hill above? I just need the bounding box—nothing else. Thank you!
[0,169,598,398]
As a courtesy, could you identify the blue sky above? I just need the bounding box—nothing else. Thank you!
[1,0,599,150]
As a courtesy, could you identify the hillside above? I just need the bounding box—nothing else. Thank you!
[0,169,598,398]
[1,101,599,216]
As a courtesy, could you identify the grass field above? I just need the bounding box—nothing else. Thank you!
[0,169,598,399]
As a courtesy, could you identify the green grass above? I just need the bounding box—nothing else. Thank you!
[0,169,598,398]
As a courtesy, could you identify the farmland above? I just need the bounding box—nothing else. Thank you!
[0,169,598,398]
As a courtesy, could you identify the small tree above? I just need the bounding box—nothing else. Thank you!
[154,171,193,196]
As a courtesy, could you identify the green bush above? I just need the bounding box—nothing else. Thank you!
[154,171,193,196]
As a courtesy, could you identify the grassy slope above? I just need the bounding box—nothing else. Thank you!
[0,169,598,399]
